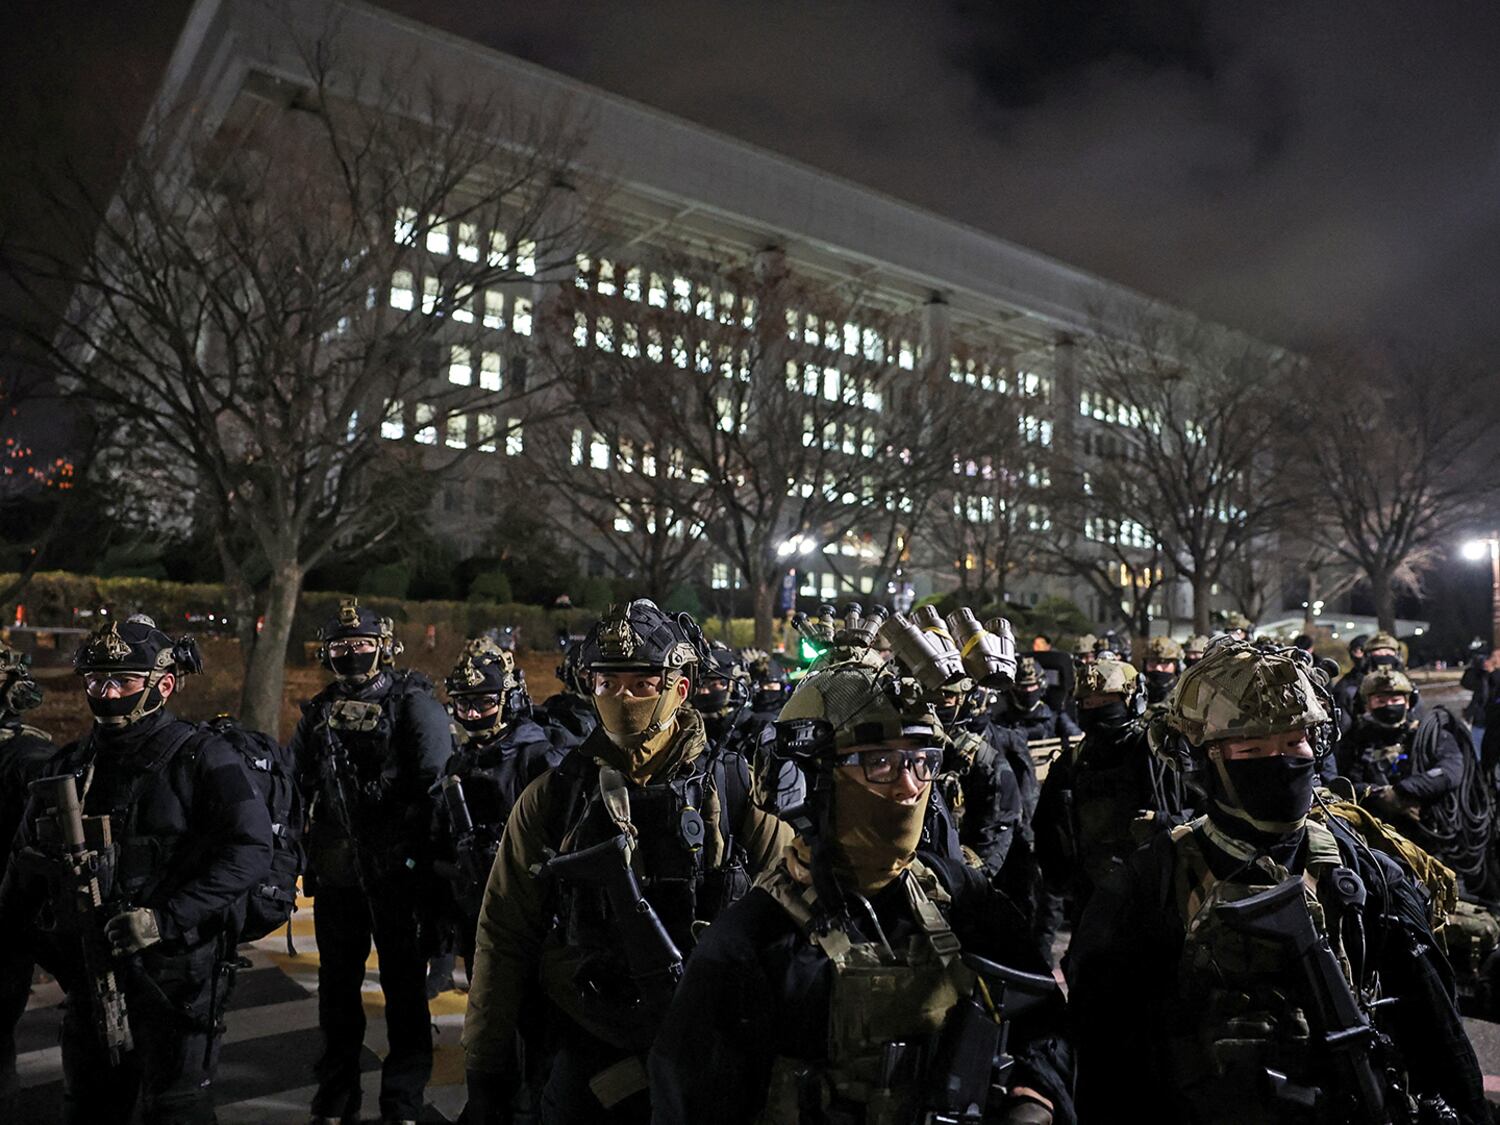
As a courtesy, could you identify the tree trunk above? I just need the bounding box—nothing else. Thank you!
[1371,565,1397,635]
[1304,565,1320,632]
[752,577,777,650]
[239,559,303,739]
[1192,572,1213,635]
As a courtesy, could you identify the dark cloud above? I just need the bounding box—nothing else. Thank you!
[376,0,1500,358]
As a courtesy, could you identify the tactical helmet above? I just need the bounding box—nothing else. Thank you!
[1348,633,1370,658]
[1161,640,1327,747]
[577,599,708,683]
[1072,633,1098,658]
[695,640,751,716]
[555,640,589,696]
[0,647,42,716]
[1146,636,1184,664]
[316,598,402,672]
[73,615,203,727]
[1365,632,1401,656]
[1013,656,1042,689]
[446,636,529,737]
[1184,635,1210,657]
[1222,611,1253,634]
[778,661,941,753]
[1076,653,1138,698]
[1358,666,1414,701]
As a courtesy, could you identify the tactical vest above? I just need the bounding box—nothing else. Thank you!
[549,746,752,1035]
[756,860,971,1125]
[1164,817,1353,1124]
[1070,736,1156,885]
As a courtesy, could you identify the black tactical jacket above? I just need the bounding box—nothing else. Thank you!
[535,690,597,752]
[0,718,59,875]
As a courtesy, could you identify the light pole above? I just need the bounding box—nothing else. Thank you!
[1461,533,1500,651]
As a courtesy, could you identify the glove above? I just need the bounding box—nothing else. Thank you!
[464,1067,518,1125]
[105,907,163,955]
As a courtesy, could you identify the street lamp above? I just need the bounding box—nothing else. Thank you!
[1462,533,1500,650]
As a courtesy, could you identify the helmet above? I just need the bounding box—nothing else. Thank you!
[0,647,42,716]
[1146,636,1184,664]
[316,598,402,673]
[1348,633,1370,658]
[447,636,529,737]
[577,599,708,682]
[1223,612,1253,633]
[555,640,589,696]
[1162,640,1327,747]
[1365,632,1401,656]
[1184,635,1210,656]
[1076,653,1138,697]
[695,640,751,716]
[485,625,520,651]
[1072,633,1098,657]
[778,661,941,754]
[73,614,203,727]
[1013,657,1042,689]
[1358,667,1414,701]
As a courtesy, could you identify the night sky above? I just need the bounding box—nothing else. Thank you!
[6,1,1500,359]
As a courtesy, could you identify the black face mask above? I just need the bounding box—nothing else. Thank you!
[87,685,163,727]
[695,687,731,714]
[1143,671,1178,704]
[330,650,380,681]
[1366,653,1401,670]
[456,711,502,735]
[1078,700,1129,732]
[1012,687,1043,712]
[1367,703,1409,728]
[1213,755,1316,834]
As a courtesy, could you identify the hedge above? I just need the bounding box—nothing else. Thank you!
[2,571,759,654]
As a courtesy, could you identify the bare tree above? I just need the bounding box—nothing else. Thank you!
[1,34,594,730]
[1292,347,1500,633]
[1069,304,1299,634]
[540,251,948,646]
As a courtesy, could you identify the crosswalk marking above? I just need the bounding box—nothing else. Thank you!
[14,894,470,1122]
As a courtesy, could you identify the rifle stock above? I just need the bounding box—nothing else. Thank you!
[30,773,133,1064]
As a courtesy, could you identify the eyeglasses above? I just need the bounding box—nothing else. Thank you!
[327,639,378,657]
[837,746,943,784]
[452,694,501,717]
[83,672,148,697]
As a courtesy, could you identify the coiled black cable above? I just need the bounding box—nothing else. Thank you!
[1411,708,1492,889]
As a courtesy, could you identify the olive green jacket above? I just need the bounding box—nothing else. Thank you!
[462,707,790,1071]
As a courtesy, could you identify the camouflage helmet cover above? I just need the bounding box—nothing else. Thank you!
[1072,633,1098,657]
[1164,640,1328,746]
[1076,653,1138,697]
[1184,635,1211,656]
[1358,666,1414,700]
[1365,631,1401,655]
[778,660,941,751]
[1146,636,1184,662]
[1223,611,1253,631]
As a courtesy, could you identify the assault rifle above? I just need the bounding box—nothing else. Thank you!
[1217,873,1389,1121]
[30,773,133,1064]
[435,775,494,910]
[922,953,1058,1125]
[539,832,683,1034]
[315,707,382,912]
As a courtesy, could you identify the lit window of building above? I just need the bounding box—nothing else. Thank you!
[589,433,610,470]
[414,403,437,445]
[422,276,440,315]
[696,284,714,320]
[477,413,498,452]
[381,400,404,440]
[448,346,471,385]
[711,562,731,590]
[614,515,633,533]
[573,311,589,348]
[621,322,640,358]
[598,258,616,297]
[516,239,536,275]
[570,428,584,466]
[425,217,450,255]
[483,290,505,329]
[451,286,474,323]
[646,326,664,363]
[512,297,532,335]
[596,316,615,352]
[672,275,692,313]
[479,351,501,391]
[575,255,592,289]
[648,272,667,307]
[488,231,508,268]
[393,206,417,244]
[843,323,859,357]
[898,340,914,369]
[457,222,479,262]
[623,266,642,301]
[506,419,524,455]
[446,415,466,449]
[389,270,414,310]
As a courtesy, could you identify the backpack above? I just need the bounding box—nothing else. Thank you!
[202,714,306,944]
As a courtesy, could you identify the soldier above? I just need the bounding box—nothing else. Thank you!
[1222,611,1254,641]
[537,641,597,752]
[742,648,792,725]
[993,657,1082,963]
[1068,640,1486,1123]
[1337,668,1466,850]
[1182,634,1211,668]
[0,617,272,1124]
[933,678,1027,880]
[461,600,790,1123]
[291,598,453,1125]
[691,640,753,752]
[1142,635,1185,704]
[1033,655,1187,923]
[647,655,1074,1124]
[433,638,560,983]
[1332,632,1375,715]
[1028,634,1076,717]
[0,648,59,1113]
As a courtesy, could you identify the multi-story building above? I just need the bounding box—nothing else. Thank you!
[128,0,1281,632]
